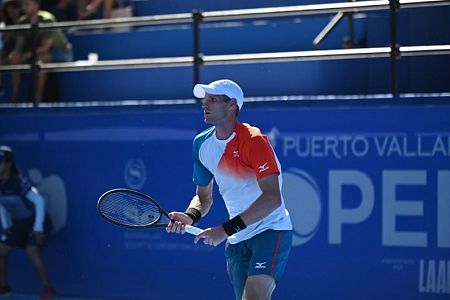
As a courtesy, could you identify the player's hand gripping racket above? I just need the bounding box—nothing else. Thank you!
[97,188,202,235]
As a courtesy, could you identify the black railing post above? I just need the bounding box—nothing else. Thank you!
[389,0,400,97]
[192,10,203,88]
[346,0,356,48]
[29,21,39,105]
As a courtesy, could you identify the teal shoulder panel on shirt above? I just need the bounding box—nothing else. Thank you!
[192,127,215,186]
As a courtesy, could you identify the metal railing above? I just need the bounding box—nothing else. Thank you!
[0,0,449,103]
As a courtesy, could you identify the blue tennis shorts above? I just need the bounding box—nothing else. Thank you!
[0,214,52,248]
[225,229,292,300]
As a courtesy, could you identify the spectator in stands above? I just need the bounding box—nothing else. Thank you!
[0,145,56,300]
[1,0,24,63]
[77,0,113,19]
[77,0,132,20]
[41,0,77,21]
[7,0,73,102]
[0,0,24,95]
[1,0,23,28]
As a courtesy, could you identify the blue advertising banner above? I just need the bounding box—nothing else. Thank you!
[0,100,449,299]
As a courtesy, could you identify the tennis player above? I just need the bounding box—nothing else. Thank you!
[167,79,292,300]
[0,146,56,300]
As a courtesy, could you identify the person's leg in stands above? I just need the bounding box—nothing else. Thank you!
[8,50,30,102]
[35,52,53,102]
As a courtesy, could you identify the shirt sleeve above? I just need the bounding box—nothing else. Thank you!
[25,187,46,232]
[192,139,213,186]
[0,205,12,229]
[246,135,280,180]
[19,178,32,196]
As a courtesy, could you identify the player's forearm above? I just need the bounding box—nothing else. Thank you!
[188,193,212,218]
[221,191,281,237]
[26,188,46,232]
[0,205,12,229]
[240,173,282,226]
[188,182,213,218]
[240,191,281,226]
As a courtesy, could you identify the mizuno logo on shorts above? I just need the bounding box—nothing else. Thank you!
[255,262,267,269]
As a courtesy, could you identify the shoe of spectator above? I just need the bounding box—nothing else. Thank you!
[0,285,11,297]
[39,287,56,300]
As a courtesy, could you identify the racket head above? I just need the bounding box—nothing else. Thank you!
[97,188,170,229]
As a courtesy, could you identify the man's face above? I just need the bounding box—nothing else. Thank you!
[6,5,22,21]
[202,93,233,124]
[21,0,38,16]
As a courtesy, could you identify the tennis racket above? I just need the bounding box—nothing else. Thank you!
[97,188,202,235]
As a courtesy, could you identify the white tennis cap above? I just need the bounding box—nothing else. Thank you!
[193,79,244,109]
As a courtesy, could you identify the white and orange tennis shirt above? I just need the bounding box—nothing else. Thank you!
[193,122,292,244]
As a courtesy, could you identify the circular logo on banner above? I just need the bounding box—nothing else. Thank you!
[282,169,322,246]
[124,159,147,189]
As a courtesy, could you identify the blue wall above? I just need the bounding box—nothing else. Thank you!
[0,96,449,299]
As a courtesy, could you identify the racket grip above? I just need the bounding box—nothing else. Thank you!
[185,225,203,235]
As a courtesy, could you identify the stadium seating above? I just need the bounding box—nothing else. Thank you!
[0,1,448,102]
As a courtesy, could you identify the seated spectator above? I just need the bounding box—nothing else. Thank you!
[0,0,24,95]
[1,0,24,61]
[2,0,23,27]
[41,0,78,21]
[77,0,113,20]
[77,0,132,20]
[7,0,73,102]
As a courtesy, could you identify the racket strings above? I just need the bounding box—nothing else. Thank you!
[99,192,162,226]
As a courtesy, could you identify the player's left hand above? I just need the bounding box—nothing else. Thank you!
[194,226,227,247]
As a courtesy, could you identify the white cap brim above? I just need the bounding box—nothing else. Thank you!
[193,84,212,98]
[193,79,244,109]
